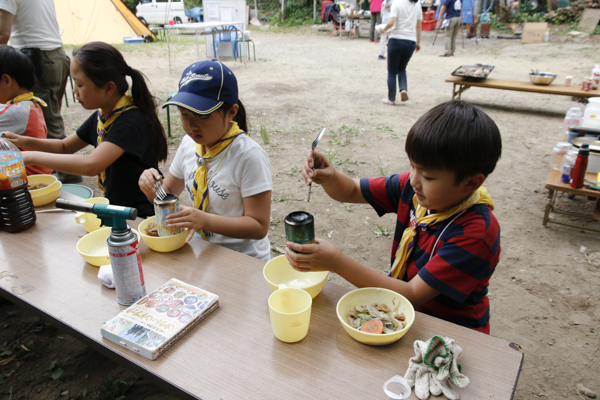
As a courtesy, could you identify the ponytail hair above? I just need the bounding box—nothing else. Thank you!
[220,99,248,132]
[72,42,168,163]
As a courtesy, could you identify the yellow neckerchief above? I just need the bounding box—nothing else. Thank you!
[389,186,494,279]
[8,92,47,108]
[96,95,137,193]
[192,121,246,239]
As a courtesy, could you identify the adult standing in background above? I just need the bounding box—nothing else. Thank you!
[377,0,394,60]
[369,0,383,43]
[0,0,81,183]
[437,0,461,57]
[378,0,422,105]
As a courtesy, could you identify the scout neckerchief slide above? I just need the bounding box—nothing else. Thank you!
[96,95,137,193]
[389,186,494,279]
[192,121,246,240]
[8,92,47,107]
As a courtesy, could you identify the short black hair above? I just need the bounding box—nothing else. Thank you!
[0,45,36,90]
[405,100,502,184]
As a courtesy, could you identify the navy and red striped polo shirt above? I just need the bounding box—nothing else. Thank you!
[360,172,501,334]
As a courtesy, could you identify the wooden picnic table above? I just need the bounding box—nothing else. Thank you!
[446,76,600,102]
[0,191,524,399]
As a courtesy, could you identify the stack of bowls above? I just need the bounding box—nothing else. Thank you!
[27,174,62,207]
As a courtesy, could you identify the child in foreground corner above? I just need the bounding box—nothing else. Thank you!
[138,60,272,261]
[286,100,502,334]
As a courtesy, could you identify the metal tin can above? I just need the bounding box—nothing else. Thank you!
[284,211,315,251]
[108,228,146,305]
[154,193,182,237]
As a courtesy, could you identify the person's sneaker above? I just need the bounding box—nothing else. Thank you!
[382,98,395,106]
[369,39,374,42]
[54,172,83,184]
[378,55,386,60]
[375,39,380,43]
[439,53,451,57]
[400,91,409,102]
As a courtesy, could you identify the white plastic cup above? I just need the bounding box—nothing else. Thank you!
[268,288,312,343]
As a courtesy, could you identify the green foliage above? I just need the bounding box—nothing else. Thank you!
[48,359,64,380]
[98,376,139,399]
[262,0,320,26]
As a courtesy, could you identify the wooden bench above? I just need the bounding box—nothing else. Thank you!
[445,76,600,102]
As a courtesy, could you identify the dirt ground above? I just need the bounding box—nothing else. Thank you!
[2,24,600,399]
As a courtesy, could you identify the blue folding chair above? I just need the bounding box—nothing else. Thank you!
[214,25,239,60]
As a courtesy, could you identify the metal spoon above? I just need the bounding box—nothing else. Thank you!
[307,127,326,202]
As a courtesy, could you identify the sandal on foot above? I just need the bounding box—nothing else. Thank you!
[382,98,395,105]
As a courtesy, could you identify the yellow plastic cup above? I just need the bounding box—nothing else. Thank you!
[268,288,312,343]
[74,197,109,232]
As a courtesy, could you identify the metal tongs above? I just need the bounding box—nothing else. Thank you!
[307,128,326,202]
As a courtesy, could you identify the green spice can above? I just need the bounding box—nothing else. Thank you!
[284,211,315,249]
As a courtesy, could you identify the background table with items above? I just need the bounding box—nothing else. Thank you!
[445,76,600,102]
[543,168,600,232]
[0,192,523,399]
[340,14,371,39]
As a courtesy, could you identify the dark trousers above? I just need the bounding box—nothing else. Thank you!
[386,38,416,101]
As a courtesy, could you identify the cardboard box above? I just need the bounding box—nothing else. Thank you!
[521,22,549,44]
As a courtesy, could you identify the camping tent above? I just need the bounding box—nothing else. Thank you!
[54,0,154,45]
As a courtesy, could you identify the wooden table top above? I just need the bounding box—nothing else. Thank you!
[445,76,600,98]
[0,192,523,399]
[545,168,600,196]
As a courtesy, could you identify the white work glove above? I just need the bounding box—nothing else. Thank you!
[404,335,470,400]
[404,339,436,400]
[376,23,386,34]
[97,264,115,289]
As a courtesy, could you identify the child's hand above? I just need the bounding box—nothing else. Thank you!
[166,205,207,243]
[284,238,342,273]
[303,150,335,186]
[138,168,162,198]
[1,132,23,147]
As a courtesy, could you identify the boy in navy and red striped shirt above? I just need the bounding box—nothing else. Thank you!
[286,101,502,334]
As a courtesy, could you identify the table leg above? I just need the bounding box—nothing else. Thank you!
[195,32,199,60]
[594,198,600,221]
[167,29,171,74]
[542,189,555,226]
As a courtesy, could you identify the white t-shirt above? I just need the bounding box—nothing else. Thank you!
[170,134,273,261]
[388,0,423,42]
[0,0,63,50]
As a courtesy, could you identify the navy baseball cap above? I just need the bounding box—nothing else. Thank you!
[163,60,238,115]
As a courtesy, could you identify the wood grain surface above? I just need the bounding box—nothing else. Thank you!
[0,191,523,399]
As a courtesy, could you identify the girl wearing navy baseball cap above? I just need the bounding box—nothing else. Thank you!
[139,60,272,261]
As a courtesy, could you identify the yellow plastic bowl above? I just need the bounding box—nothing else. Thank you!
[138,216,188,252]
[27,174,57,195]
[30,180,62,207]
[336,287,415,346]
[263,255,329,299]
[76,227,140,267]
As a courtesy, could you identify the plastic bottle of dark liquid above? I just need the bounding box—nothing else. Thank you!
[0,137,36,233]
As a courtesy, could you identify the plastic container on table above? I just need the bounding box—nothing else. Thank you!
[0,137,36,233]
[550,142,573,170]
[560,149,578,184]
[562,106,583,135]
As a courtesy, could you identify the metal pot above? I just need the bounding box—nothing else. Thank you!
[529,72,557,86]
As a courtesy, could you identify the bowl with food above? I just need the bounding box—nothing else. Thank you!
[529,72,557,86]
[28,175,62,207]
[336,287,415,346]
[76,227,140,266]
[138,216,188,252]
[263,255,329,299]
